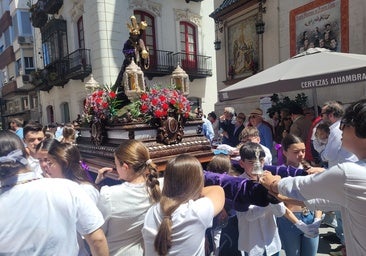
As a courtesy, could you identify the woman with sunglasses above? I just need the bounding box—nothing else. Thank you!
[260,99,366,256]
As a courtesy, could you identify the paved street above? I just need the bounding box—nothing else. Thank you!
[280,225,342,255]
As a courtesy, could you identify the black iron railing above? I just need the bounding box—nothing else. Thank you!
[64,49,92,81]
[172,52,212,79]
[144,50,212,80]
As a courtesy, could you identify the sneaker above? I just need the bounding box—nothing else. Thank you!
[329,246,346,256]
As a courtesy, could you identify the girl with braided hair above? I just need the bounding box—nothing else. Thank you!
[142,154,225,256]
[96,139,162,256]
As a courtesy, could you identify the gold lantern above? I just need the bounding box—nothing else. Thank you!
[123,60,145,100]
[171,64,189,95]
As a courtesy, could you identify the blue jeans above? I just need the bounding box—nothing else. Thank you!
[277,212,319,256]
[335,210,345,245]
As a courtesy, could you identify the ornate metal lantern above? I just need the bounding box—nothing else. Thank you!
[123,60,145,100]
[84,74,100,92]
[171,64,189,95]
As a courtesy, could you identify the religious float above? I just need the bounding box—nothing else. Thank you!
[77,16,212,178]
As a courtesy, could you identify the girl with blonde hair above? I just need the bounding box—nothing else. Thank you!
[142,154,224,256]
[96,139,161,255]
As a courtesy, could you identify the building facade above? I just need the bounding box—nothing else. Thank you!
[212,0,366,117]
[0,0,37,128]
[1,0,218,128]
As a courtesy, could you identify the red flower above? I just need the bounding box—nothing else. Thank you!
[140,104,148,112]
[162,103,169,110]
[141,93,148,101]
[151,98,159,106]
[159,95,166,102]
[109,91,116,99]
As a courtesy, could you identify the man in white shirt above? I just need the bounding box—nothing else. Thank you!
[320,101,358,167]
[320,101,358,249]
[260,99,366,256]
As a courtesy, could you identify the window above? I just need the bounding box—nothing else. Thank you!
[60,102,70,123]
[41,19,68,67]
[22,96,29,110]
[77,17,85,49]
[24,57,34,74]
[179,22,197,70]
[30,94,38,109]
[21,12,32,35]
[134,11,156,53]
[46,105,54,124]
[16,59,22,76]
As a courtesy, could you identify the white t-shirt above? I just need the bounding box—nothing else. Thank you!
[237,172,284,255]
[280,160,366,255]
[0,172,104,255]
[78,183,100,256]
[142,197,214,256]
[97,181,153,256]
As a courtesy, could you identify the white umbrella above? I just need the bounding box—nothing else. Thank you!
[219,48,366,102]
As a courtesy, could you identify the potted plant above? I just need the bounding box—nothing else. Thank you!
[28,1,48,28]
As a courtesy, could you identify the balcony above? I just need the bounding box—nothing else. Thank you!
[0,11,11,35]
[0,46,15,69]
[43,0,63,14]
[142,50,212,80]
[172,52,212,80]
[31,48,92,91]
[1,80,17,96]
[143,50,174,80]
[64,49,92,81]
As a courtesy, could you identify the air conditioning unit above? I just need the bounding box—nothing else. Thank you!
[25,36,34,44]
[17,36,33,44]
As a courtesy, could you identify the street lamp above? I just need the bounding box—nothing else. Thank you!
[255,0,266,35]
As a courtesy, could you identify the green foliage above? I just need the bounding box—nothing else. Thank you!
[267,93,308,115]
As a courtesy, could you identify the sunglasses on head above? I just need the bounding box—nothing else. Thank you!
[339,119,353,130]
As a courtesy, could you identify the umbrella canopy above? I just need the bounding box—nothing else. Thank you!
[219,48,366,101]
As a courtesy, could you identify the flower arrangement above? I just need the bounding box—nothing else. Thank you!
[136,86,192,125]
[82,84,119,124]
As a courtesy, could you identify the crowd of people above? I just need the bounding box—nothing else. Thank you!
[1,98,365,255]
